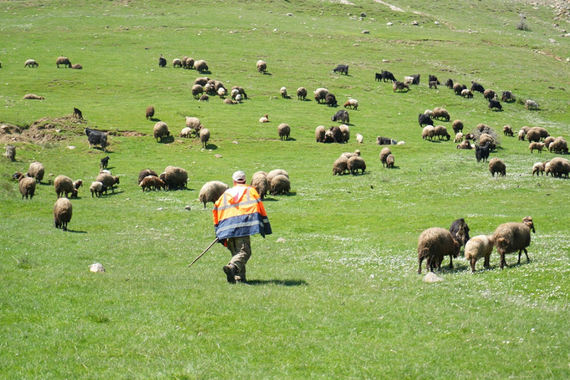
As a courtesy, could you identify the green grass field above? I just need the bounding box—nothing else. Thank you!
[1,0,570,378]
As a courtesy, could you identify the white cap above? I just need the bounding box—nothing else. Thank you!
[232,170,246,183]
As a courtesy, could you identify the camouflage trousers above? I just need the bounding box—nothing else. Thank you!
[226,235,251,281]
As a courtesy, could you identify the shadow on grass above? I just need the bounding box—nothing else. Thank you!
[247,279,308,286]
[262,72,272,76]
[282,138,297,142]
[158,136,175,144]
[150,117,161,122]
[203,143,218,150]
[67,229,87,234]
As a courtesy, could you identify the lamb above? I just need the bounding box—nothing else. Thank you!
[333,157,349,175]
[461,89,473,98]
[452,120,464,133]
[199,181,229,208]
[434,125,450,140]
[27,161,45,183]
[96,173,120,193]
[428,81,438,89]
[331,110,349,124]
[422,125,435,141]
[160,166,188,190]
[314,88,329,103]
[13,172,36,199]
[270,175,290,195]
[356,133,363,144]
[503,125,514,137]
[23,94,44,100]
[172,58,183,68]
[24,59,39,68]
[194,60,208,73]
[85,128,108,152]
[138,169,158,184]
[549,137,568,154]
[223,98,238,105]
[454,133,464,143]
[428,75,440,85]
[518,129,526,141]
[347,156,366,174]
[100,156,110,170]
[153,122,170,142]
[470,81,485,93]
[483,89,496,101]
[418,114,434,128]
[54,175,77,198]
[251,172,268,198]
[266,169,289,186]
[325,93,337,107]
[192,84,204,99]
[278,123,290,141]
[5,145,16,161]
[385,154,395,168]
[53,198,72,231]
[280,87,288,98]
[145,106,155,120]
[489,157,506,177]
[457,140,473,149]
[180,127,193,138]
[158,54,166,67]
[231,86,248,99]
[256,60,267,73]
[501,91,516,103]
[339,124,350,143]
[185,117,201,134]
[449,218,470,247]
[200,127,210,148]
[71,64,82,69]
[392,81,409,92]
[528,142,545,154]
[493,217,535,269]
[56,56,72,68]
[297,87,307,100]
[333,64,349,75]
[199,94,209,102]
[139,175,165,191]
[315,126,326,142]
[417,227,461,274]
[344,99,358,110]
[532,162,545,176]
[525,99,539,110]
[89,181,107,197]
[464,235,495,272]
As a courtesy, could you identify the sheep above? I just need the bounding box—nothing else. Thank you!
[184,57,195,69]
[191,84,204,99]
[153,122,170,142]
[325,93,337,107]
[347,156,366,174]
[344,99,358,110]
[476,123,493,133]
[525,99,539,110]
[278,123,290,140]
[251,172,268,198]
[172,58,183,68]
[223,98,238,105]
[216,87,227,98]
[403,76,414,86]
[231,86,248,99]
[139,175,165,192]
[230,88,240,100]
[453,83,464,95]
[392,81,409,92]
[89,181,107,197]
[464,235,495,272]
[200,127,210,148]
[96,173,120,193]
[314,88,329,103]
[85,128,108,152]
[549,157,570,178]
[532,127,550,140]
[194,77,210,86]
[428,81,438,89]
[457,140,473,149]
[503,125,514,137]
[144,106,155,120]
[331,110,349,124]
[532,162,545,176]
[53,198,72,231]
[158,54,166,67]
[199,94,209,102]
[543,136,555,148]
[13,172,36,199]
[280,87,288,98]
[23,94,44,100]
[479,134,496,150]
[72,107,83,120]
[461,89,473,98]
[488,99,502,111]
[138,169,158,185]
[528,142,545,154]
[256,60,267,73]
[73,180,83,191]
[259,114,269,123]
[418,114,434,128]
[518,129,526,141]
[452,120,464,134]
[445,79,454,88]
[434,125,450,140]
[449,218,470,247]
[385,154,395,168]
[328,126,343,143]
[424,109,433,116]
[56,56,72,68]
[422,125,435,141]
[489,157,506,177]
[54,175,77,198]
[356,133,364,144]
[409,74,420,84]
[493,217,535,269]
[520,126,532,134]
[470,81,485,93]
[297,87,307,100]
[270,175,290,195]
[315,126,326,142]
[378,70,396,82]
[475,143,491,162]
[266,169,289,185]
[27,161,45,183]
[333,64,349,75]
[194,59,208,73]
[525,129,541,143]
[549,137,568,154]
[333,157,349,175]
[341,150,361,160]
[180,127,193,138]
[100,156,110,170]
[71,64,82,69]
[24,59,39,68]
[339,124,350,143]
[483,89,496,101]
[185,117,201,133]
[5,145,16,161]
[198,181,229,208]
[431,107,450,121]
[160,166,188,190]
[428,75,440,84]
[417,227,461,274]
[501,91,516,102]
[454,133,464,143]
[544,160,552,176]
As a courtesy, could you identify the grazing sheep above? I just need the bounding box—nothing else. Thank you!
[230,88,240,100]
[449,218,470,247]
[251,172,268,198]
[453,83,464,95]
[475,143,491,162]
[198,94,209,102]
[532,162,545,176]
[392,81,409,92]
[185,117,201,133]
[314,88,329,103]
[549,137,568,154]
[518,129,526,141]
[445,79,454,88]
[73,180,83,192]
[139,176,165,191]
[418,114,434,128]
[385,154,395,168]
[428,75,440,84]
[424,109,433,116]
[24,59,39,68]
[347,156,366,174]
[544,160,552,176]
[525,129,541,143]
[160,166,188,190]
[138,169,158,185]
[100,156,110,170]
[56,56,72,68]
[325,93,337,107]
[339,124,350,143]
[158,54,166,67]
[172,58,183,68]
[223,98,238,105]
[434,125,450,140]
[71,64,82,69]
[217,87,227,98]
[27,161,45,183]
[231,86,248,99]
[471,81,485,93]
[89,181,107,197]
[378,70,396,82]
[191,85,203,99]
[528,142,545,154]
[454,133,464,143]
[199,181,229,208]
[278,123,290,140]
[194,60,208,73]
[331,110,349,124]
[200,127,210,148]
[180,127,193,138]
[465,235,495,272]
[280,87,288,98]
[544,136,555,148]
[428,81,438,89]
[13,172,36,199]
[457,140,473,149]
[344,99,358,110]
[53,198,72,231]
[184,57,195,69]
[403,76,414,86]
[410,74,420,84]
[23,94,44,100]
[503,125,514,136]
[5,145,16,161]
[194,77,210,86]
[531,127,550,140]
[85,128,108,152]
[417,227,461,274]
[270,175,290,195]
[549,157,570,178]
[333,157,349,175]
[297,87,307,100]
[489,157,506,177]
[266,169,289,185]
[493,217,535,269]
[333,64,349,75]
[153,122,170,142]
[328,126,343,143]
[479,134,496,150]
[422,125,435,141]
[54,175,77,198]
[145,106,155,120]
[315,126,326,142]
[461,89,474,98]
[501,91,516,102]
[340,150,361,160]
[356,133,363,144]
[483,89,496,101]
[256,60,267,73]
[525,99,539,110]
[488,99,502,111]
[96,173,120,193]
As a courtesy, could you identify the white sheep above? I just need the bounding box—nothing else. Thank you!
[259,114,269,123]
[256,60,267,73]
[464,235,495,272]
[454,133,464,143]
[280,87,288,98]
[525,99,539,110]
[24,59,39,68]
[404,76,414,85]
[180,127,193,138]
[422,125,435,140]
[356,133,364,144]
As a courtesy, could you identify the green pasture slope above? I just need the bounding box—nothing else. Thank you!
[1,0,570,378]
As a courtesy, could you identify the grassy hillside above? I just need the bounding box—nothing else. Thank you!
[1,0,570,378]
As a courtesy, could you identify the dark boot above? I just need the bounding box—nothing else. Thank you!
[223,264,237,284]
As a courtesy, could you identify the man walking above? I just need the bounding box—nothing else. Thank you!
[213,171,272,283]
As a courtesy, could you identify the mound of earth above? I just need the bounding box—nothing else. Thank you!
[0,115,86,144]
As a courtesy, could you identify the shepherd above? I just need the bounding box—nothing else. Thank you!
[213,171,272,284]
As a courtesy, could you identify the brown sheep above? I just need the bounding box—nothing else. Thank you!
[528,142,545,154]
[380,147,392,167]
[385,154,395,168]
[503,125,514,136]
[27,161,45,183]
[146,106,155,120]
[452,120,464,134]
[493,217,535,269]
[53,198,73,231]
[200,127,210,148]
[333,157,349,175]
[417,227,461,274]
[278,123,290,141]
[54,175,77,198]
[56,56,72,68]
[489,157,506,177]
[315,126,326,142]
[13,172,36,200]
[23,94,44,100]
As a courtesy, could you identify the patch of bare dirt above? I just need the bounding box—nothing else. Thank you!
[0,115,86,144]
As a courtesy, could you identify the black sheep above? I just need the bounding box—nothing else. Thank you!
[449,218,471,247]
[325,93,337,107]
[475,143,491,162]
[100,156,110,170]
[428,75,440,85]
[501,91,516,103]
[158,54,166,68]
[329,126,343,143]
[331,110,349,124]
[471,81,485,93]
[418,114,434,128]
[380,70,396,82]
[333,64,349,75]
[445,78,454,88]
[73,107,83,119]
[85,128,108,152]
[410,74,420,85]
[488,99,502,111]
